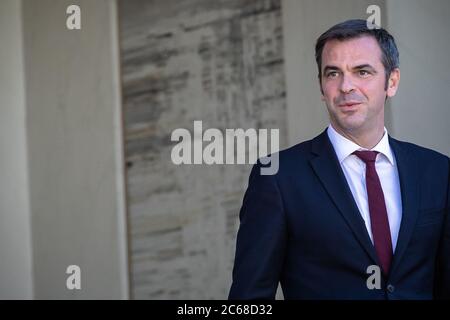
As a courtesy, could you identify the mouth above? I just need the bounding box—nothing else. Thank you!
[338,102,361,107]
[338,102,361,111]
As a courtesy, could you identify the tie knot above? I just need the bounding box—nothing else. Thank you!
[353,150,379,163]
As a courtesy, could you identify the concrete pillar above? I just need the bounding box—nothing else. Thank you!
[16,0,128,299]
[0,0,34,299]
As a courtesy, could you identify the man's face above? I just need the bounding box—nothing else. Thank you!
[320,35,399,136]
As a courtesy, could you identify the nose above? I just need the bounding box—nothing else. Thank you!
[339,74,355,94]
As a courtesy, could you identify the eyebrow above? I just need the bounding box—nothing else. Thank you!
[323,64,377,74]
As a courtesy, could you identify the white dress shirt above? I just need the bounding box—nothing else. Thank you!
[327,124,403,251]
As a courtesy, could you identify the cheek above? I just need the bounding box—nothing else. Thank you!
[322,82,337,99]
[359,81,385,101]
[370,76,387,92]
[368,86,387,103]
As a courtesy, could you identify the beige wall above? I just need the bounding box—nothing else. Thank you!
[0,0,34,299]
[387,0,450,156]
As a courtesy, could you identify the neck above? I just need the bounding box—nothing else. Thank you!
[331,123,385,149]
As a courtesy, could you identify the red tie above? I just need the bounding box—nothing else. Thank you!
[353,150,393,275]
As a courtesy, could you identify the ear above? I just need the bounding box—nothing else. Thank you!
[386,68,400,98]
[319,75,325,100]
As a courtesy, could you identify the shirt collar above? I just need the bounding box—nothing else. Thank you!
[327,124,395,165]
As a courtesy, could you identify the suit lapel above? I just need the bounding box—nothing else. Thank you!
[387,137,420,277]
[309,130,379,265]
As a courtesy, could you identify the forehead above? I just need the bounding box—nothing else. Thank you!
[321,35,383,69]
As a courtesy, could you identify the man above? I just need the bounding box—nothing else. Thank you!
[229,19,450,299]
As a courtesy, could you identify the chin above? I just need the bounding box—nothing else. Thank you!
[336,119,366,132]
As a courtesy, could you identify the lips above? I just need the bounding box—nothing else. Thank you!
[338,102,361,107]
[337,102,361,113]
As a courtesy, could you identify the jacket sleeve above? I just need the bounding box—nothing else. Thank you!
[435,157,450,299]
[228,161,287,300]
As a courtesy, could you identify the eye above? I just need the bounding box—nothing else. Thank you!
[358,70,371,77]
[326,71,339,79]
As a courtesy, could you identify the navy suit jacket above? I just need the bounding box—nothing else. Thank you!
[229,129,450,299]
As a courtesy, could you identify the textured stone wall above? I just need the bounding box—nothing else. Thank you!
[119,0,287,299]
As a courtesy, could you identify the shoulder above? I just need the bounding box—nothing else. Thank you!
[390,137,448,160]
[279,138,315,161]
[251,130,326,179]
[279,129,330,161]
[389,136,449,171]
